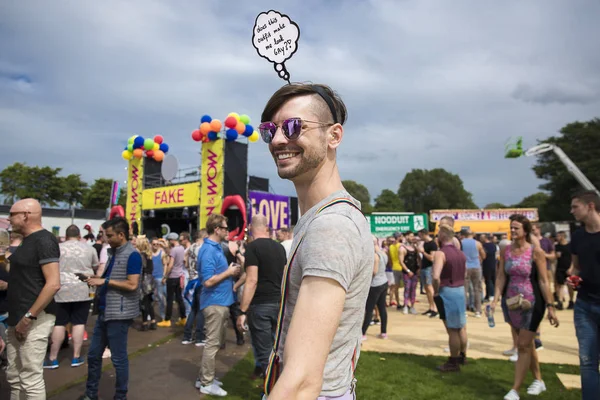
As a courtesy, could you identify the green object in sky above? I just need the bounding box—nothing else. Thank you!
[505,136,524,158]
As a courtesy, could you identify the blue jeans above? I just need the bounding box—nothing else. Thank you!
[86,314,132,400]
[183,284,205,342]
[154,278,167,320]
[574,297,600,400]
[248,303,279,373]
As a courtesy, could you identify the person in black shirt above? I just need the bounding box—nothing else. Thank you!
[554,231,573,310]
[236,214,286,376]
[6,199,61,398]
[418,229,438,316]
[221,239,245,346]
[481,234,497,302]
[0,261,8,368]
[568,190,600,399]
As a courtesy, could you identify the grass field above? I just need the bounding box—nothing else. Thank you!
[214,351,581,399]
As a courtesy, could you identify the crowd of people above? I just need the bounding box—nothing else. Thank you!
[0,82,598,400]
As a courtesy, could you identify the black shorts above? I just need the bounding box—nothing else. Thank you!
[55,301,91,326]
[556,269,569,285]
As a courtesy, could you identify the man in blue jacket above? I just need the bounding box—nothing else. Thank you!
[195,214,240,397]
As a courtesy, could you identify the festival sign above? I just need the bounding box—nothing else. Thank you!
[126,157,144,226]
[141,182,200,211]
[430,209,539,222]
[252,10,300,83]
[200,140,224,229]
[248,191,290,231]
[366,213,429,238]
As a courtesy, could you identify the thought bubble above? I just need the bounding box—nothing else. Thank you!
[252,10,300,83]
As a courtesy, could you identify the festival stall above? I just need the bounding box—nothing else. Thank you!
[430,208,539,236]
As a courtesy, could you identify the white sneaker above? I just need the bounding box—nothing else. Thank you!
[503,348,517,356]
[200,382,227,396]
[181,340,193,345]
[474,312,482,318]
[402,306,409,314]
[504,389,520,400]
[509,353,518,362]
[410,307,418,315]
[196,378,222,389]
[526,380,546,395]
[195,341,206,347]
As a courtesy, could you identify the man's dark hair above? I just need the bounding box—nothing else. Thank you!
[206,214,228,235]
[418,229,428,236]
[65,224,80,239]
[180,231,191,242]
[102,217,130,241]
[572,190,600,211]
[405,231,414,236]
[261,83,348,126]
[194,229,207,240]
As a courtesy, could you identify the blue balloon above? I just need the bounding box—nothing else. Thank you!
[133,136,145,149]
[200,115,212,124]
[226,129,238,141]
[244,124,254,137]
[207,131,218,141]
[159,143,169,153]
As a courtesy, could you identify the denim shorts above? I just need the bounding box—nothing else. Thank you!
[439,286,466,329]
[420,267,433,286]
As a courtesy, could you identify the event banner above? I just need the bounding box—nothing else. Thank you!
[200,140,224,228]
[248,191,291,231]
[126,157,144,226]
[366,213,428,238]
[430,208,539,222]
[142,182,200,210]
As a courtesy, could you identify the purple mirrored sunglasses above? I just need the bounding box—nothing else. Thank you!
[258,118,333,144]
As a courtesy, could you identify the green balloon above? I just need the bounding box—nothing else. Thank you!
[128,135,137,144]
[144,138,155,150]
[127,143,134,152]
[240,114,251,125]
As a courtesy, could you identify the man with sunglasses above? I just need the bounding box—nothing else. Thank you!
[196,214,241,396]
[258,84,373,400]
[5,199,61,398]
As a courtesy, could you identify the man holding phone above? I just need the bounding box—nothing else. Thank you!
[195,214,241,397]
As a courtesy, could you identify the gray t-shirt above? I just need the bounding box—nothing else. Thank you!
[372,250,388,287]
[169,244,185,278]
[56,240,98,303]
[276,190,373,397]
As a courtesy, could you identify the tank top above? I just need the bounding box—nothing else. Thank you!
[461,238,480,269]
[151,250,163,280]
[440,244,466,288]
[403,245,420,273]
[372,250,388,287]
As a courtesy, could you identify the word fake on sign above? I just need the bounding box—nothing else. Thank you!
[154,187,184,205]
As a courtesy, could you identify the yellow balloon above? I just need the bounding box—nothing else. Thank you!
[248,131,260,143]
[122,150,132,160]
[227,112,240,121]
[153,142,159,151]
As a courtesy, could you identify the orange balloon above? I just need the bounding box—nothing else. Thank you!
[200,122,211,135]
[235,121,246,135]
[133,149,144,158]
[153,150,165,162]
[210,119,222,132]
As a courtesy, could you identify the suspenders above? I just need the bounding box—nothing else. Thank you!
[264,198,362,396]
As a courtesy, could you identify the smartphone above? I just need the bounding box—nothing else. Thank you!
[75,273,89,282]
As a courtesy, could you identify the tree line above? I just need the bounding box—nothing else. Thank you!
[343,118,600,221]
[0,162,126,209]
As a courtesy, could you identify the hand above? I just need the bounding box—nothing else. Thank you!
[407,270,414,278]
[547,307,560,327]
[15,317,33,342]
[490,300,497,314]
[236,314,248,332]
[87,277,107,287]
[0,336,4,353]
[228,264,241,277]
[161,277,167,285]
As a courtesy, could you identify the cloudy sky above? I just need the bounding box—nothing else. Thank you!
[1,0,599,208]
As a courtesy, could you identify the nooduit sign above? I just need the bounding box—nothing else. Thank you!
[366,213,429,238]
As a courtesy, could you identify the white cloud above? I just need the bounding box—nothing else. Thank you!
[1,0,599,209]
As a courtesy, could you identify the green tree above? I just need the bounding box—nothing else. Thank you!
[342,180,373,213]
[512,192,551,221]
[0,162,28,204]
[484,203,508,209]
[398,168,477,213]
[62,174,89,206]
[532,118,600,220]
[17,165,65,206]
[373,189,404,212]
[83,178,114,209]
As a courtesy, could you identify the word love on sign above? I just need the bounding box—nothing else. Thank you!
[252,10,300,83]
[141,182,200,211]
[248,191,291,231]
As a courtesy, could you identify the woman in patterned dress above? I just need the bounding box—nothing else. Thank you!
[491,214,559,400]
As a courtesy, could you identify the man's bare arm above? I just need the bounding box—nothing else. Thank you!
[0,280,7,291]
[29,262,61,317]
[267,276,346,400]
[239,266,258,312]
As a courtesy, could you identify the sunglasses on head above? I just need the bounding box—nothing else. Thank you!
[258,118,333,144]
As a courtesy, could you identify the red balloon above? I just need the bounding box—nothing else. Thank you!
[154,135,164,144]
[192,129,202,142]
[225,116,237,129]
[146,150,154,158]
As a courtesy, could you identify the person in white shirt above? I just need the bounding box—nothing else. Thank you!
[277,227,293,258]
